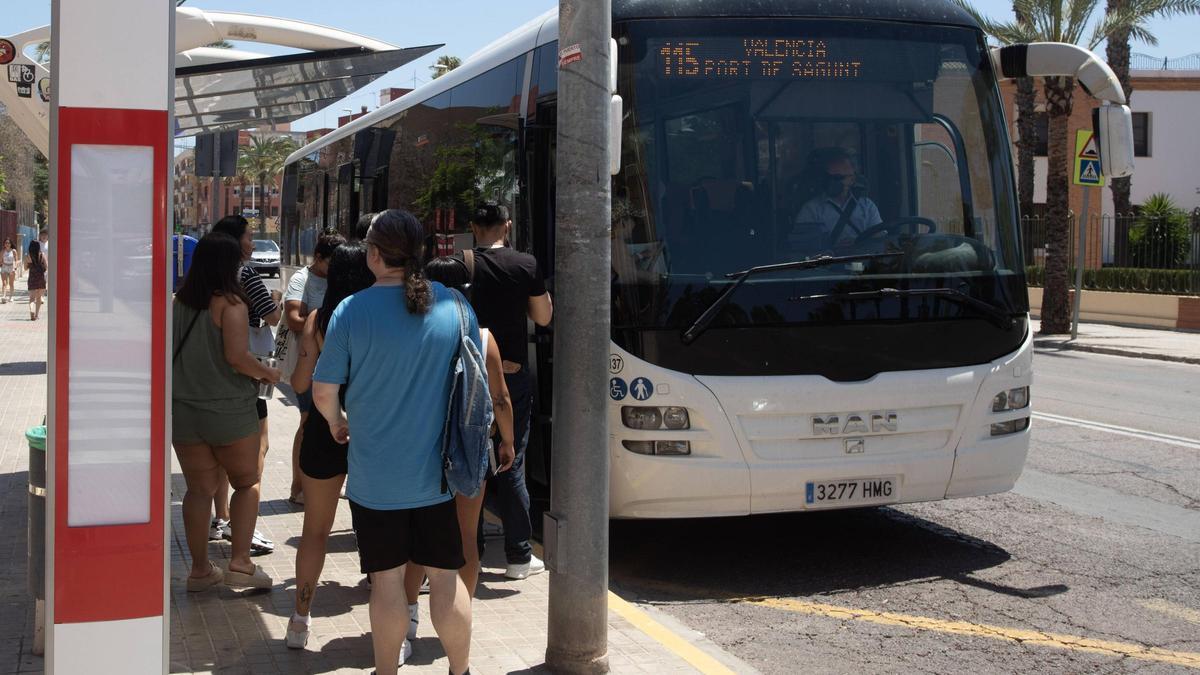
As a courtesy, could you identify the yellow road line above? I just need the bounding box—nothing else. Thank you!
[531,540,734,674]
[1140,599,1200,627]
[608,592,737,675]
[746,597,1200,669]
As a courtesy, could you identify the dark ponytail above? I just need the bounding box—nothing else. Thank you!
[366,209,433,314]
[404,258,432,314]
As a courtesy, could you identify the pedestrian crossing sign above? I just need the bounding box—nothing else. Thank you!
[1073,130,1105,186]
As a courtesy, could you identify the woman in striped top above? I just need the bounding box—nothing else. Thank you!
[209,215,280,555]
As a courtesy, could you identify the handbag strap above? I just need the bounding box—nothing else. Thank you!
[462,249,475,284]
[173,309,202,362]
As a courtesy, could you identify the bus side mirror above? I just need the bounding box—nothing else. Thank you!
[610,38,622,176]
[610,95,623,176]
[1094,105,1135,178]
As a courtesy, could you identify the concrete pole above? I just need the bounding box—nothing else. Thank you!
[545,0,612,673]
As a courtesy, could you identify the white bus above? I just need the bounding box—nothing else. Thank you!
[281,0,1132,518]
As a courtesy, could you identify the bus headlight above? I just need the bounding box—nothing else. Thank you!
[992,386,1030,412]
[621,406,691,430]
[621,440,692,456]
[990,418,1030,436]
[662,407,691,430]
[621,406,662,430]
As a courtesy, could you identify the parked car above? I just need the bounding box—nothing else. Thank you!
[250,239,280,277]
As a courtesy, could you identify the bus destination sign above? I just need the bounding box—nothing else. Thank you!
[656,38,864,80]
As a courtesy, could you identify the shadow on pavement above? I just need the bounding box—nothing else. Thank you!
[609,506,1059,602]
[0,360,46,376]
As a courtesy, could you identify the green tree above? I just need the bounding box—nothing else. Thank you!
[1012,4,1037,220]
[0,155,8,206]
[33,152,48,222]
[34,41,50,64]
[1129,192,1190,267]
[237,135,297,235]
[430,55,462,79]
[957,0,1200,334]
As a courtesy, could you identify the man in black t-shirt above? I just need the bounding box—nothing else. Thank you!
[459,201,552,580]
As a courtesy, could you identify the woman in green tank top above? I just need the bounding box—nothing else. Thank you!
[173,232,281,592]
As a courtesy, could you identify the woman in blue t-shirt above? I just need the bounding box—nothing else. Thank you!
[312,209,477,675]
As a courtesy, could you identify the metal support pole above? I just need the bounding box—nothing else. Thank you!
[210,173,220,226]
[1071,187,1089,339]
[545,0,612,672]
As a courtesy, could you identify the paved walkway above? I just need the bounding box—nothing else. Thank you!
[0,288,745,675]
[1031,319,1200,364]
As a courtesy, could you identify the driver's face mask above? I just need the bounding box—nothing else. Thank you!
[825,172,854,198]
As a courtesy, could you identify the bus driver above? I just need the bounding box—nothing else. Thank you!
[792,147,882,250]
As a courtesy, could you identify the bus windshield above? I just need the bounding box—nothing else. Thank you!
[612,19,1025,337]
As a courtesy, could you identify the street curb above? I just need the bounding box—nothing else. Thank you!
[1033,340,1200,365]
[608,588,763,675]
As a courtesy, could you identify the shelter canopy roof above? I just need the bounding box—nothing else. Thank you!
[173,45,440,135]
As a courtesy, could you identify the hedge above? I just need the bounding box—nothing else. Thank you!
[1025,266,1200,295]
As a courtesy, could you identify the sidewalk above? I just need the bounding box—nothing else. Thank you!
[0,292,747,675]
[1031,319,1200,365]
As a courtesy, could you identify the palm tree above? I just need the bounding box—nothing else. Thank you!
[430,55,462,79]
[957,0,1200,334]
[1012,5,1038,221]
[237,134,297,235]
[34,41,50,64]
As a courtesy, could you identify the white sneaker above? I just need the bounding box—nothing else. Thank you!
[401,638,413,665]
[505,555,546,580]
[208,518,228,541]
[407,602,419,640]
[285,614,310,649]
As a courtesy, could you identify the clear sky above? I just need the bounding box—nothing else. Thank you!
[4,0,1200,132]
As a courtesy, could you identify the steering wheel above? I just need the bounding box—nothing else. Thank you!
[854,217,938,244]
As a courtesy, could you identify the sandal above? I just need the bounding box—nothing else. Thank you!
[223,563,273,589]
[186,561,223,593]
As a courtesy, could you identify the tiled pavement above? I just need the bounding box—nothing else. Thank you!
[0,287,46,674]
[0,290,720,674]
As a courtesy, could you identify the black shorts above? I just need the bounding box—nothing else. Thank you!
[299,410,347,479]
[349,498,465,573]
[256,398,267,420]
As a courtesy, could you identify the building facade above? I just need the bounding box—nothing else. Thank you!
[172,127,307,236]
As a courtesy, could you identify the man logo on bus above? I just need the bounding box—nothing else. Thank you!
[812,411,898,436]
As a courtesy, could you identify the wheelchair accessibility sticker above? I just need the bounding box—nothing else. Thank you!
[609,377,628,401]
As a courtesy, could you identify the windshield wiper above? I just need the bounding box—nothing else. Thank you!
[680,253,904,344]
[790,287,1014,329]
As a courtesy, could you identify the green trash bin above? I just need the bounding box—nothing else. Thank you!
[26,425,46,602]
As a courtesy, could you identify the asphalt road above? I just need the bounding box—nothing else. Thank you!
[611,349,1200,673]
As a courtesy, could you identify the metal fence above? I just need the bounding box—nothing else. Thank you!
[1130,52,1200,71]
[1021,212,1200,295]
